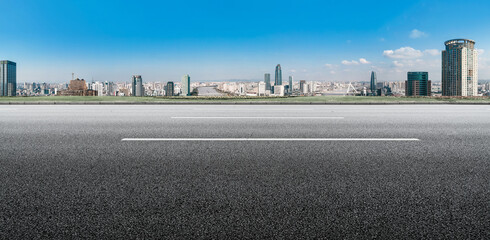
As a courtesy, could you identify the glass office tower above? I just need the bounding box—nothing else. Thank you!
[442,39,478,96]
[0,60,17,96]
[131,75,143,96]
[370,71,377,96]
[264,73,271,91]
[299,80,306,94]
[181,74,191,96]
[275,64,282,86]
[406,72,431,96]
[165,81,174,96]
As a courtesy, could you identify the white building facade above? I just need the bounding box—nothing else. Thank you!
[442,39,478,96]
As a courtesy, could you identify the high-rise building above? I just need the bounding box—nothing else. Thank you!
[264,73,271,91]
[370,71,377,96]
[0,60,17,96]
[181,74,191,96]
[405,72,431,96]
[104,81,116,96]
[132,75,143,96]
[92,82,104,96]
[165,81,174,96]
[288,76,293,94]
[442,39,478,96]
[258,82,266,96]
[299,80,306,95]
[275,64,282,86]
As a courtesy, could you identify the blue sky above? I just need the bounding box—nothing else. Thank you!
[2,0,490,83]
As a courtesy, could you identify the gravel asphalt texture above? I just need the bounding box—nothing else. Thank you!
[0,105,489,239]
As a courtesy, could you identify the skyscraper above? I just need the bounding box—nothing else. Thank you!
[181,74,191,96]
[165,81,174,96]
[405,72,431,96]
[264,73,271,91]
[370,71,377,96]
[131,75,143,96]
[275,64,282,86]
[289,76,293,94]
[442,39,478,96]
[299,80,306,95]
[0,60,17,96]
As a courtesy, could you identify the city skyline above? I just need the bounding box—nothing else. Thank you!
[10,48,490,98]
[1,0,490,83]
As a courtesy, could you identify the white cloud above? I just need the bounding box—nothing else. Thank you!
[384,47,442,60]
[477,49,485,55]
[393,61,404,67]
[329,71,336,74]
[341,60,359,65]
[410,29,427,39]
[325,64,336,68]
[383,47,424,59]
[359,58,371,64]
[424,49,440,56]
[289,69,297,73]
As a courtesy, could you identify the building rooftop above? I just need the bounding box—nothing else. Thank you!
[0,60,16,65]
[444,39,475,45]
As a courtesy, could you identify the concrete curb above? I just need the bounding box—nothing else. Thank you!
[1,101,490,105]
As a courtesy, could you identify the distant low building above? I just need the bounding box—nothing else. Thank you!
[58,78,97,96]
[239,83,246,96]
[118,88,130,96]
[274,85,285,96]
[258,82,266,96]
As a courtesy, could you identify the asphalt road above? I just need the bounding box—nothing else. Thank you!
[1,105,489,239]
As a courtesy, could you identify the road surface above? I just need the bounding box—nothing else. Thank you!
[0,105,489,239]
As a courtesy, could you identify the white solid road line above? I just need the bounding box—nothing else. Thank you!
[171,117,344,119]
[122,138,420,142]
